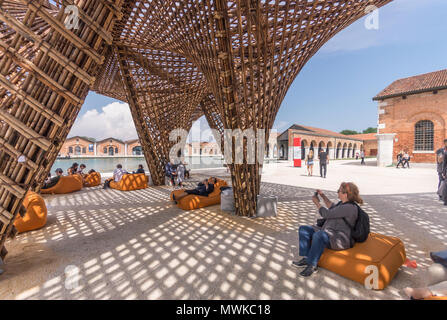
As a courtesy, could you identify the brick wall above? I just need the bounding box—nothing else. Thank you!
[97,139,125,156]
[60,137,95,157]
[127,140,142,155]
[378,89,447,163]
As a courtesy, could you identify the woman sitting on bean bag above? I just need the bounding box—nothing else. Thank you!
[172,177,217,203]
[293,182,362,277]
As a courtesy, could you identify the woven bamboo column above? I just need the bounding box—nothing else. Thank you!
[0,0,122,256]
[112,45,208,185]
[94,0,393,216]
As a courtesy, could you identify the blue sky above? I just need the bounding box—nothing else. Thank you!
[71,0,447,140]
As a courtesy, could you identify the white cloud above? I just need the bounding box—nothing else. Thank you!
[69,102,138,141]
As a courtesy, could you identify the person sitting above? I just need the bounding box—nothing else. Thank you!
[88,169,96,174]
[103,164,128,189]
[292,182,362,277]
[42,168,64,189]
[172,177,217,202]
[404,262,447,299]
[165,161,177,186]
[132,164,145,174]
[183,161,190,179]
[67,162,79,175]
[78,164,87,175]
[176,161,186,188]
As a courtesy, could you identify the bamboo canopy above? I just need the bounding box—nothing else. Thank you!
[0,0,393,254]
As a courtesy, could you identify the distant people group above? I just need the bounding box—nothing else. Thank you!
[103,164,146,189]
[165,161,190,187]
[305,149,330,178]
[396,150,411,169]
[41,162,97,190]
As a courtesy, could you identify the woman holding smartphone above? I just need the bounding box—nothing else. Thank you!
[292,182,362,277]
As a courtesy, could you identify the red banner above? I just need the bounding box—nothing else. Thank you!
[293,137,301,167]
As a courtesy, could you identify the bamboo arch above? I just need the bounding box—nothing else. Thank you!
[0,0,393,257]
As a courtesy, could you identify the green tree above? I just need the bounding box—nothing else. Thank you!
[340,130,359,135]
[362,127,377,134]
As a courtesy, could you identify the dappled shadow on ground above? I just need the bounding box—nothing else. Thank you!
[2,180,446,300]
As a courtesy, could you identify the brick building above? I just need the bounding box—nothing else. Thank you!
[185,142,222,156]
[373,69,447,166]
[277,125,364,162]
[126,139,143,156]
[60,136,95,157]
[96,138,126,156]
[349,133,378,157]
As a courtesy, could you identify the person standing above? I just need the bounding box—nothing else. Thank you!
[360,150,365,165]
[396,150,404,168]
[176,161,186,188]
[318,149,329,178]
[305,150,315,176]
[403,151,411,169]
[436,140,447,192]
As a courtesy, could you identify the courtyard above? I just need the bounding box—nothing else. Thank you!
[0,160,445,300]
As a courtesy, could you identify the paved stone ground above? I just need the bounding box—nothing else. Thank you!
[0,162,446,300]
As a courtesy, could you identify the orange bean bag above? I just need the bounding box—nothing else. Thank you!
[318,233,406,290]
[109,173,148,191]
[84,172,101,187]
[14,191,47,233]
[170,179,228,210]
[41,175,83,194]
[425,296,447,300]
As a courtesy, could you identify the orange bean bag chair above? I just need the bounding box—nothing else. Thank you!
[41,175,83,194]
[425,296,447,300]
[318,233,406,290]
[84,172,101,187]
[170,179,228,210]
[109,173,148,191]
[14,191,47,233]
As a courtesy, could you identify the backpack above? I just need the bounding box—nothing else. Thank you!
[343,203,370,243]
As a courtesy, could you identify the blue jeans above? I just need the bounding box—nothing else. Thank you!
[299,226,330,267]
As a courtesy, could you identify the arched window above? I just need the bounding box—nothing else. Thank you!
[69,146,73,154]
[115,147,118,154]
[75,146,81,155]
[133,146,143,155]
[415,120,434,151]
[103,147,107,153]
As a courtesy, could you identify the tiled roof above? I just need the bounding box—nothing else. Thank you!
[373,69,447,100]
[279,124,363,141]
[66,136,95,143]
[96,137,126,144]
[348,133,377,141]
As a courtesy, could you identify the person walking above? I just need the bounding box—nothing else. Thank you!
[360,150,365,165]
[403,151,411,169]
[305,150,315,176]
[436,140,447,193]
[318,149,329,178]
[396,150,405,168]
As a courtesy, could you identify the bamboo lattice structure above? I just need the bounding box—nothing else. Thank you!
[0,0,393,255]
